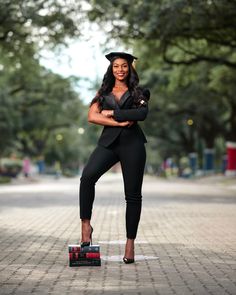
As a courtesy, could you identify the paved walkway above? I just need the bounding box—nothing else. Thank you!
[0,174,235,295]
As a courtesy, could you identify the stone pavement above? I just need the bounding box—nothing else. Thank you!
[0,174,235,295]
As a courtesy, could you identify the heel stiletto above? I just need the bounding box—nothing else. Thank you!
[81,226,93,247]
[123,257,135,264]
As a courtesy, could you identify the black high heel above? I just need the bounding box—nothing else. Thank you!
[123,241,135,264]
[123,257,135,264]
[81,226,93,247]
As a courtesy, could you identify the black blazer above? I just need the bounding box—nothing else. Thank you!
[97,89,149,147]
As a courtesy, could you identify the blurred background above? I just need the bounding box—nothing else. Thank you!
[0,0,236,183]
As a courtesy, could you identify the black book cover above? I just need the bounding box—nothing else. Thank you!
[69,258,101,267]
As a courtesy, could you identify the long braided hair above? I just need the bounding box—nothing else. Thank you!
[90,57,150,108]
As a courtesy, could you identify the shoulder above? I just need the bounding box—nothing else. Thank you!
[137,86,150,100]
[142,88,150,100]
[90,92,105,108]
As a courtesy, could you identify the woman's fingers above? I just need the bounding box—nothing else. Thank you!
[119,121,134,127]
[119,121,129,126]
[101,110,113,117]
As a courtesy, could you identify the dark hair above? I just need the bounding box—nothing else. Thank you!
[90,57,150,108]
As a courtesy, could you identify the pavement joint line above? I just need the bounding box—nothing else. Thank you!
[0,175,235,295]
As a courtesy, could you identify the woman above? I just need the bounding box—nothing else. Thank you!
[79,52,150,264]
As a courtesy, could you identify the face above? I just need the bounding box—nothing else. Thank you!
[112,58,129,81]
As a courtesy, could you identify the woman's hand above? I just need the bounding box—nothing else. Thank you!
[101,110,134,127]
[101,110,114,117]
[118,121,134,127]
[88,103,134,127]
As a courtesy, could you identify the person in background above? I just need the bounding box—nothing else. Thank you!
[22,156,31,178]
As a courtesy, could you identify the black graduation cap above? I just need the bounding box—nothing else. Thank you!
[105,52,138,63]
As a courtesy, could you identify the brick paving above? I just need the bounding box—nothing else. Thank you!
[0,174,235,295]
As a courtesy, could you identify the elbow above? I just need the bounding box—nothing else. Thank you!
[139,117,146,122]
[88,103,101,124]
[88,111,101,124]
[139,114,147,121]
[88,113,95,123]
[139,110,148,121]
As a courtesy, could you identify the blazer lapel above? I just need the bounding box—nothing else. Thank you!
[103,91,131,109]
[103,94,117,109]
[118,90,131,107]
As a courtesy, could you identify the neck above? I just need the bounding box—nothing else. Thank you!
[114,80,127,89]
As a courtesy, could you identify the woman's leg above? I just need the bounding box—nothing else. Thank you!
[80,145,119,243]
[119,141,146,258]
[79,145,118,222]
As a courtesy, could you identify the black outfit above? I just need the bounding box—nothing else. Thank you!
[79,89,149,239]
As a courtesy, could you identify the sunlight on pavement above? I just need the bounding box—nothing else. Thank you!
[101,255,159,262]
[99,240,148,245]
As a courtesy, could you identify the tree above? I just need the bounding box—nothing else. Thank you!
[0,0,98,170]
[0,0,82,56]
[138,49,229,157]
[87,0,236,68]
[0,54,81,155]
[86,0,236,165]
[209,66,236,141]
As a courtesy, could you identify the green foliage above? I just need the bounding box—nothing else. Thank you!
[0,0,82,56]
[0,52,101,169]
[87,0,236,67]
[87,0,236,167]
[0,0,100,171]
[1,0,236,172]
[0,54,80,156]
[0,52,100,169]
[0,176,11,184]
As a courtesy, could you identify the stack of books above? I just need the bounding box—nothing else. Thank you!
[68,244,101,266]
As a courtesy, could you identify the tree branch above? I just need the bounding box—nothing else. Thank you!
[163,51,236,68]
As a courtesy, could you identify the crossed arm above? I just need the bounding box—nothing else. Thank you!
[88,102,133,127]
[102,106,148,122]
[88,101,148,126]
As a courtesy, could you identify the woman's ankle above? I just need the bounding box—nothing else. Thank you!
[124,239,135,258]
[81,219,91,230]
[126,238,135,246]
[81,220,91,241]
[81,219,90,225]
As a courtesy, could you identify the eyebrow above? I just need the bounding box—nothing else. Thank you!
[113,62,128,66]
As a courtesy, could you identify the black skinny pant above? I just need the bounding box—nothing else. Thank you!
[79,133,146,239]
